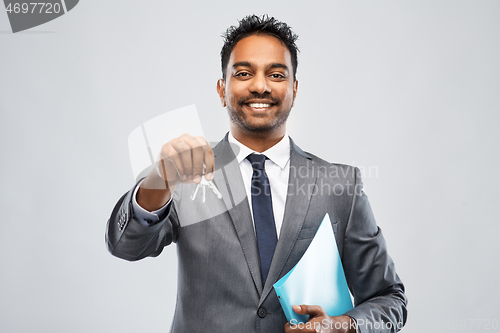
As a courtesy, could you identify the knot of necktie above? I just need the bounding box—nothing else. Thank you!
[246,153,267,170]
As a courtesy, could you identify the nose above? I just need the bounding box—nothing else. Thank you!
[249,73,271,94]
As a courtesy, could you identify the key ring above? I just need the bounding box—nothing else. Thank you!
[190,165,222,202]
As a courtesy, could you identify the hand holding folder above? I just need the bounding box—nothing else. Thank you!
[274,213,353,324]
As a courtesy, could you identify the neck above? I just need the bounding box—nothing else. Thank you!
[230,125,286,153]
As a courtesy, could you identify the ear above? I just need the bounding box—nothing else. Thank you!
[216,79,226,107]
[292,79,298,107]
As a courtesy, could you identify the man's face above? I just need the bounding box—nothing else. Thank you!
[217,34,298,135]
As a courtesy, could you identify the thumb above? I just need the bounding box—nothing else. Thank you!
[292,305,325,318]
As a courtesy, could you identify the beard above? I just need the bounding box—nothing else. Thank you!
[227,92,292,133]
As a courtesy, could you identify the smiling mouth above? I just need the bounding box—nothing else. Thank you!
[245,102,274,108]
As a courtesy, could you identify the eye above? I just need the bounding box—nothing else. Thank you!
[270,73,286,79]
[235,72,251,78]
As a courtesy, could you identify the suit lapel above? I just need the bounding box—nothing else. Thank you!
[210,135,316,301]
[259,139,317,305]
[212,138,263,295]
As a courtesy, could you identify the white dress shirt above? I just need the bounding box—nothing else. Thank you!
[132,132,291,238]
[228,132,290,238]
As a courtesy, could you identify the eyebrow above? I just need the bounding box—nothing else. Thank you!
[268,63,289,73]
[232,61,252,69]
[232,61,289,73]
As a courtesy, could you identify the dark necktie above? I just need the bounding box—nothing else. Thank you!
[246,153,278,284]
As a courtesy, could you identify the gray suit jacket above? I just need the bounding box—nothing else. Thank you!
[106,135,407,332]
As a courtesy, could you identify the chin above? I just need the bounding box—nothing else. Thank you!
[244,125,275,133]
[241,119,286,134]
[228,106,289,134]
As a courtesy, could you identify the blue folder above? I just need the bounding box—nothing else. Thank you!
[273,213,353,324]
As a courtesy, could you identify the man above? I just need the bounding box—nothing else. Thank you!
[106,15,407,333]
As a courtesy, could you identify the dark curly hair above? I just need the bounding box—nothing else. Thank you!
[220,14,299,80]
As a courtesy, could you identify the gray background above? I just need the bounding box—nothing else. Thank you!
[1,1,499,332]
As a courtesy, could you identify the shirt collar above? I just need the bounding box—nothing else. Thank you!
[228,131,290,169]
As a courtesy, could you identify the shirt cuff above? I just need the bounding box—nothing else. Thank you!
[132,179,171,226]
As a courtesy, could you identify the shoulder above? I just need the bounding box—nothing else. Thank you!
[289,137,356,174]
[301,150,361,184]
[289,137,362,187]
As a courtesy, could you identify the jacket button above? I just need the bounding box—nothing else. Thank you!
[257,307,267,318]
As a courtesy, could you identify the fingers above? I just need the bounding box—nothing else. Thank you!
[192,136,212,182]
[158,134,213,184]
[292,305,326,319]
[156,143,181,184]
[284,320,320,333]
[170,139,190,180]
[179,135,198,181]
[200,137,214,181]
[285,306,329,333]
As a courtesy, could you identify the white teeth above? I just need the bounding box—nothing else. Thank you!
[247,103,271,108]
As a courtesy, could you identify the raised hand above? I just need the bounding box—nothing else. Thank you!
[137,134,214,211]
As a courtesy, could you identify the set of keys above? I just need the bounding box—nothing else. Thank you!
[190,166,222,203]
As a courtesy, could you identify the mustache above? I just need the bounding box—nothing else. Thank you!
[237,93,281,106]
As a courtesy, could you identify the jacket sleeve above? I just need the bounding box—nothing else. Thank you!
[105,182,180,261]
[342,168,408,332]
